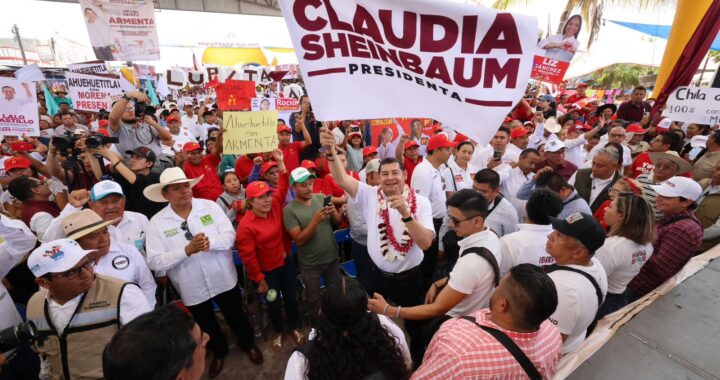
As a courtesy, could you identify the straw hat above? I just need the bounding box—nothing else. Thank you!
[63,209,120,240]
[544,117,562,134]
[143,167,203,203]
[649,151,692,174]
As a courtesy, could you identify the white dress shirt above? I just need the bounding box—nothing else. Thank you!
[411,160,447,219]
[146,198,237,306]
[442,159,478,193]
[95,242,157,308]
[351,182,434,273]
[110,211,149,255]
[568,173,613,206]
[501,167,533,223]
[585,140,632,167]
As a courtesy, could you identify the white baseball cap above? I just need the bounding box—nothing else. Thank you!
[27,239,94,278]
[690,135,708,149]
[544,134,566,153]
[289,167,316,185]
[90,180,124,201]
[651,176,702,201]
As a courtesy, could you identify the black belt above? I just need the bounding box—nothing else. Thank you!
[368,259,423,281]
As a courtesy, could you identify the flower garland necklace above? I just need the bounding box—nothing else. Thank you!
[377,185,417,261]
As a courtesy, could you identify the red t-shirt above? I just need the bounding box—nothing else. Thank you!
[313,176,344,197]
[235,155,255,184]
[184,155,224,201]
[629,152,654,178]
[279,141,303,173]
[404,157,423,186]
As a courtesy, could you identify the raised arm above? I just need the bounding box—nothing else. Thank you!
[320,127,359,198]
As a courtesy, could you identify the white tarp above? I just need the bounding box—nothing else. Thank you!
[277,0,537,146]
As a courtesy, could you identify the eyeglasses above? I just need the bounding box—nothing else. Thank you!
[609,133,626,138]
[56,259,96,280]
[180,221,193,241]
[448,213,479,225]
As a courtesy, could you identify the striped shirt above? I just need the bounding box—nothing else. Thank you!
[627,210,703,297]
[636,173,662,220]
[413,309,563,380]
[485,197,519,238]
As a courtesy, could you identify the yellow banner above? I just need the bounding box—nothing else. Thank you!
[223,110,278,155]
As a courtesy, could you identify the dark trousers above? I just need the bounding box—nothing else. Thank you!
[264,255,300,333]
[300,259,341,326]
[351,240,371,291]
[186,283,255,357]
[364,259,425,368]
[596,292,629,321]
[420,218,444,287]
[624,287,644,305]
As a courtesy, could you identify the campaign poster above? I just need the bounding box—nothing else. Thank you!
[370,118,433,149]
[251,98,276,111]
[663,86,720,125]
[277,0,537,147]
[66,72,123,112]
[223,110,279,155]
[274,97,299,127]
[0,78,39,136]
[530,14,582,84]
[215,80,255,111]
[79,0,160,61]
[68,60,109,74]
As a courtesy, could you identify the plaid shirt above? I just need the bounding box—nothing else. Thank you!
[412,310,562,380]
[628,210,703,296]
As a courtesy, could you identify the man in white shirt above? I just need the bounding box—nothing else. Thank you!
[62,209,156,307]
[180,103,197,132]
[161,114,198,156]
[505,126,529,160]
[500,189,564,275]
[26,239,152,380]
[501,148,541,222]
[0,83,33,115]
[569,145,622,213]
[411,133,455,285]
[545,212,608,354]
[473,169,518,237]
[586,126,632,167]
[144,168,262,375]
[470,127,515,171]
[368,189,502,322]
[320,129,434,366]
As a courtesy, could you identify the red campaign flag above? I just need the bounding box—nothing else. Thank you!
[530,55,570,84]
[268,70,289,82]
[216,80,256,111]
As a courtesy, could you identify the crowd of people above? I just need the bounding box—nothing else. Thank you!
[0,79,718,380]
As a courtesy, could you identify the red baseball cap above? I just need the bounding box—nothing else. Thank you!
[453,133,469,143]
[301,159,317,170]
[261,161,278,176]
[277,125,292,134]
[182,142,202,153]
[348,131,362,139]
[577,82,588,89]
[503,117,513,123]
[510,127,529,139]
[626,123,648,135]
[11,141,35,152]
[4,155,31,171]
[427,134,456,151]
[246,181,272,198]
[404,140,419,150]
[98,119,109,128]
[362,146,378,157]
[166,115,180,123]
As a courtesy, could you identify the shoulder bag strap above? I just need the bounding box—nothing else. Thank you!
[460,247,500,286]
[545,264,604,306]
[448,166,458,192]
[460,316,542,380]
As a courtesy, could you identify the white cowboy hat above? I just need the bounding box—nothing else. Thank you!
[544,117,562,134]
[649,150,692,174]
[143,167,203,203]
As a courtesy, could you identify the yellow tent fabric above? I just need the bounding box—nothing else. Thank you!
[202,47,295,67]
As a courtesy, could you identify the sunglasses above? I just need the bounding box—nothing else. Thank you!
[448,213,479,225]
[180,221,193,241]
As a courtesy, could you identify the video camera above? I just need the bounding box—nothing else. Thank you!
[86,134,119,149]
[52,131,82,158]
[134,102,157,118]
[0,321,37,352]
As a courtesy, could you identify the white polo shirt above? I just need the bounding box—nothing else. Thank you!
[162,130,198,156]
[411,160,447,219]
[595,236,653,294]
[446,228,502,317]
[442,159,478,193]
[548,258,608,354]
[499,224,554,275]
[146,198,237,306]
[94,242,157,308]
[469,145,515,169]
[352,182,434,273]
[110,211,149,254]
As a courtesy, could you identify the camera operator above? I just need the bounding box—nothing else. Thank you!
[53,112,89,137]
[108,91,171,159]
[0,214,40,380]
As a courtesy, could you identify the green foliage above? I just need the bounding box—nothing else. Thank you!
[590,64,658,89]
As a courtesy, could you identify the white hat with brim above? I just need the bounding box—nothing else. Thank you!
[649,151,692,174]
[63,209,121,241]
[544,117,562,134]
[27,239,95,278]
[143,167,203,203]
[650,176,702,201]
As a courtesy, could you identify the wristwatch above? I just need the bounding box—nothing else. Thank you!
[402,215,413,223]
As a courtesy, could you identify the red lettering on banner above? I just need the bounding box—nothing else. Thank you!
[323,0,353,32]
[353,5,384,44]
[378,10,417,49]
[301,34,324,60]
[419,15,459,53]
[484,58,520,87]
[476,14,522,54]
[293,0,326,31]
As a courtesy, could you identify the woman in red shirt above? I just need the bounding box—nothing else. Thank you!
[237,150,304,352]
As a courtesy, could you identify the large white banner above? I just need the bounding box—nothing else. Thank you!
[79,0,160,61]
[277,0,537,145]
[68,60,109,74]
[0,78,39,136]
[66,72,123,112]
[663,86,720,125]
